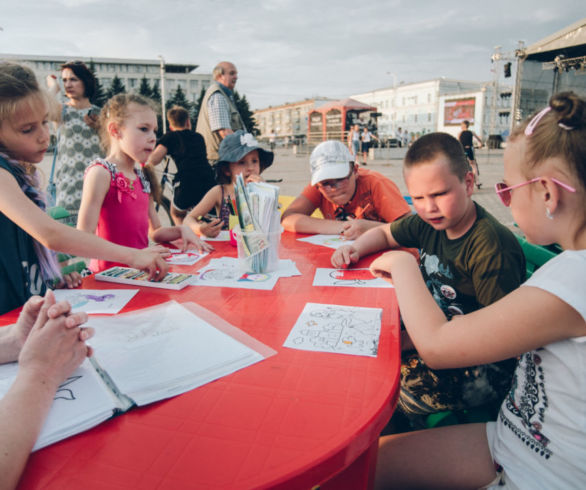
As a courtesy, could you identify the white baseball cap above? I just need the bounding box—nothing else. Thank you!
[309,140,354,186]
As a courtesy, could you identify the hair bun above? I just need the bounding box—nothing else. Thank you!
[550,91,585,129]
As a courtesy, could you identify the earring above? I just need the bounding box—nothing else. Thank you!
[546,208,554,220]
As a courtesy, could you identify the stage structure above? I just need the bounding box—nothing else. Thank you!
[514,18,586,125]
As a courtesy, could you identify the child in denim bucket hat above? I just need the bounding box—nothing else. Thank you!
[185,130,274,237]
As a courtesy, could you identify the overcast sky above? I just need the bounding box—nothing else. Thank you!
[1,1,583,110]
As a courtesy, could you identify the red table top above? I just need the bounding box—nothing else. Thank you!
[7,232,400,490]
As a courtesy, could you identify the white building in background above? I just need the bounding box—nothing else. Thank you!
[1,54,212,104]
[351,78,511,141]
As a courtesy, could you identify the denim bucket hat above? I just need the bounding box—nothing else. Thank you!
[214,130,274,177]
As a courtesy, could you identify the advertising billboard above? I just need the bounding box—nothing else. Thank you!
[444,97,476,125]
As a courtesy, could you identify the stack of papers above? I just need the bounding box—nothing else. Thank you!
[234,175,281,272]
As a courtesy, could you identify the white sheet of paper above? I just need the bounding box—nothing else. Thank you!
[284,303,382,357]
[87,302,264,405]
[297,234,355,249]
[166,249,209,265]
[53,289,139,314]
[313,268,394,288]
[202,230,230,241]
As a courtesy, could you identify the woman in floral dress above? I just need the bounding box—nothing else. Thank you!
[47,61,103,218]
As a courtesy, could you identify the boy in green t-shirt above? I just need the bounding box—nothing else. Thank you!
[331,132,525,430]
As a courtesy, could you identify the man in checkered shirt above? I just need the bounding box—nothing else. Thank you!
[196,61,247,164]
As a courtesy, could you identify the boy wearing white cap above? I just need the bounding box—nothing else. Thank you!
[281,140,410,239]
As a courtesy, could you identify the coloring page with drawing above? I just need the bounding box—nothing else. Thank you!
[283,303,382,357]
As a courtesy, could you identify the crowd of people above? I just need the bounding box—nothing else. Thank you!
[0,57,584,489]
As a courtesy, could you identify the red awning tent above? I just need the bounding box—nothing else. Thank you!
[307,98,377,143]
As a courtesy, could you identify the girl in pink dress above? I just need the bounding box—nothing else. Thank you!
[77,94,212,272]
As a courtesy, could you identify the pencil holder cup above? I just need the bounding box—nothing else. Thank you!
[233,226,282,273]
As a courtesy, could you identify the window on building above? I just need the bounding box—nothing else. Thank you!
[129,78,137,88]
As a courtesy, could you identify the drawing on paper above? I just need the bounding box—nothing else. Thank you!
[283,303,382,357]
[54,375,82,401]
[67,293,115,310]
[312,268,394,288]
[329,269,375,286]
[53,289,139,314]
[198,268,272,283]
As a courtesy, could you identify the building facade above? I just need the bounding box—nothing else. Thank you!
[253,97,333,143]
[350,79,490,140]
[1,54,212,105]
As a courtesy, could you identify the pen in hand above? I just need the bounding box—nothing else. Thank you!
[196,213,218,223]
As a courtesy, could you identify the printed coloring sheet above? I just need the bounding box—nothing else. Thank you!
[313,268,394,288]
[53,289,139,314]
[284,303,382,357]
[190,257,300,290]
[297,234,355,250]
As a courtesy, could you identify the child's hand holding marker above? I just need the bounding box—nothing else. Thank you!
[339,203,372,240]
[196,214,224,238]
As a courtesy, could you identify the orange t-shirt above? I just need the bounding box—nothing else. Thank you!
[301,168,410,223]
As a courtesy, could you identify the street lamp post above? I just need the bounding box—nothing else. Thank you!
[158,55,166,133]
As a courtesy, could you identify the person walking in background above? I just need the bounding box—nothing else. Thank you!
[459,120,483,189]
[361,126,378,165]
[145,106,216,224]
[195,61,246,164]
[348,123,361,163]
[46,61,103,217]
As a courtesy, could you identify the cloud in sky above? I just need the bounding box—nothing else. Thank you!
[1,0,583,109]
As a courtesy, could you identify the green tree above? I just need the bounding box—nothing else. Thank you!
[191,86,207,126]
[234,91,259,135]
[87,59,107,107]
[138,76,152,99]
[167,85,191,111]
[106,75,126,99]
[150,82,161,103]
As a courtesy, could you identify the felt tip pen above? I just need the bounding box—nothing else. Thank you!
[196,214,217,223]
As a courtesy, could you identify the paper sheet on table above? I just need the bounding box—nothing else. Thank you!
[313,268,394,288]
[189,257,299,290]
[207,257,300,278]
[202,230,230,241]
[53,289,139,314]
[297,234,355,249]
[283,302,382,357]
[165,249,209,265]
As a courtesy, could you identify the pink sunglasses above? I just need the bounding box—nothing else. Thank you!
[495,177,576,206]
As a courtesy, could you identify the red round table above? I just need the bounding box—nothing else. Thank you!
[6,232,401,489]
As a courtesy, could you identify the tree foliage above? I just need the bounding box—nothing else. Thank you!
[191,86,207,126]
[150,82,161,103]
[87,59,107,107]
[167,86,191,110]
[138,76,152,99]
[106,75,126,99]
[234,91,259,135]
